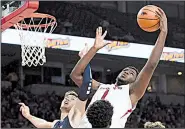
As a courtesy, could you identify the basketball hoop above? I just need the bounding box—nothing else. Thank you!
[14,13,57,67]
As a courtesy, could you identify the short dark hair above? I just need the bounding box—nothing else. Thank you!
[86,100,113,128]
[128,66,139,76]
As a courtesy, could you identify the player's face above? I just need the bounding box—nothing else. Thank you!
[116,67,137,85]
[60,95,77,110]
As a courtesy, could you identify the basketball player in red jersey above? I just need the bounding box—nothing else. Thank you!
[71,8,168,128]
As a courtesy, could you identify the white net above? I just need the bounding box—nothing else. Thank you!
[14,13,57,67]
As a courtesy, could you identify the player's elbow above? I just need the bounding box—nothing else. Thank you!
[70,72,78,82]
[70,73,82,87]
[70,72,75,80]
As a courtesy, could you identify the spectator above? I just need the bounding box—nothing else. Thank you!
[5,71,19,91]
[63,19,73,34]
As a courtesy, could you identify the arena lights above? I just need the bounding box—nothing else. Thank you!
[106,69,111,72]
[177,72,182,76]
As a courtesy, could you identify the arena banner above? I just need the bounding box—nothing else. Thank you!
[2,29,184,63]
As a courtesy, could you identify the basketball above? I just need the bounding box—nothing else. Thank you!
[137,5,160,32]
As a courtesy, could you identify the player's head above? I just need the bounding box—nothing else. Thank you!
[86,100,113,128]
[60,91,78,111]
[116,66,139,86]
[144,121,165,128]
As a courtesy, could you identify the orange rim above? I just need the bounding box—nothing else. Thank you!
[15,13,57,29]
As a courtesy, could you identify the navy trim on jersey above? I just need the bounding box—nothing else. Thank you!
[53,116,72,128]
[78,64,92,101]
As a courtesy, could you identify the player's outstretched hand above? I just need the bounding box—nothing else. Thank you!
[93,27,110,51]
[155,7,168,33]
[19,102,31,119]
[79,43,89,58]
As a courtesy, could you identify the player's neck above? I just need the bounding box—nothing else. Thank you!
[115,81,126,86]
[60,112,68,120]
[60,109,69,120]
[115,79,130,86]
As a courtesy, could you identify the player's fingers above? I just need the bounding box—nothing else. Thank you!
[158,8,165,16]
[158,9,163,16]
[155,10,162,19]
[155,10,161,16]
[85,43,87,46]
[158,9,164,20]
[104,41,111,46]
[85,45,89,52]
[158,8,167,21]
[96,28,99,37]
[19,102,26,107]
[78,50,82,55]
[85,43,89,49]
[97,27,100,36]
[99,27,102,35]
[102,30,107,39]
[98,27,101,35]
[98,27,101,34]
[20,106,23,112]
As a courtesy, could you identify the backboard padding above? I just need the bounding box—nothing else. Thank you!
[1,1,39,31]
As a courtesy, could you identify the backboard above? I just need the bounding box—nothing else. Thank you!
[1,0,39,31]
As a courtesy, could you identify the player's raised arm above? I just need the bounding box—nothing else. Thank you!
[130,8,168,105]
[19,103,54,128]
[70,27,109,90]
[68,64,93,127]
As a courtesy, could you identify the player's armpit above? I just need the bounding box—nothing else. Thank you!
[92,79,101,90]
[70,74,100,90]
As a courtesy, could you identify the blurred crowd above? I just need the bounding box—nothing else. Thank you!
[1,77,185,128]
[125,97,185,128]
[38,1,184,49]
[1,82,62,128]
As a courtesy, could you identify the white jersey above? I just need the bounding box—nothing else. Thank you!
[79,83,136,128]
